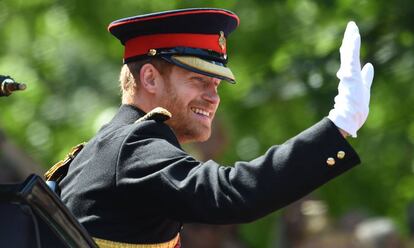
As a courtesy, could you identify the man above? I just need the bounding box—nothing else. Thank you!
[57,8,374,247]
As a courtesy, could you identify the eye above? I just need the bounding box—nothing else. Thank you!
[191,76,220,89]
[190,76,209,87]
[193,76,206,84]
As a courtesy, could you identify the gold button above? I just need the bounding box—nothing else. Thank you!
[148,49,157,56]
[326,157,335,166]
[337,151,345,159]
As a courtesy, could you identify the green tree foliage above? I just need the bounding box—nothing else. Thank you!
[1,0,414,246]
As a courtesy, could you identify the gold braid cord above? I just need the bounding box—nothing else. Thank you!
[44,142,86,181]
[94,234,180,248]
[135,107,171,123]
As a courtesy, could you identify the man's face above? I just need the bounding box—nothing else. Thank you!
[158,66,221,144]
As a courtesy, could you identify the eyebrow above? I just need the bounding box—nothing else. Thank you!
[190,75,221,86]
[190,76,208,82]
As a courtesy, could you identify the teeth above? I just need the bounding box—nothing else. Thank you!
[191,108,210,117]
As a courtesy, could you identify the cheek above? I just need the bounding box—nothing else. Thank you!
[179,90,199,105]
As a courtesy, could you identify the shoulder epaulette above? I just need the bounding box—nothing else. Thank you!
[135,107,171,123]
[44,142,86,182]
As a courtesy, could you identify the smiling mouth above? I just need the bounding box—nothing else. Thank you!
[191,107,210,118]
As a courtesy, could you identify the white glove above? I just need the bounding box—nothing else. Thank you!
[328,21,374,138]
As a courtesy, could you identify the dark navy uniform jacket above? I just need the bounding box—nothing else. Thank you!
[60,104,360,244]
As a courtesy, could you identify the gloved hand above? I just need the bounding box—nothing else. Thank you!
[328,21,374,138]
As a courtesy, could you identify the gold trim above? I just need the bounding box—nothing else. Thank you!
[218,31,226,51]
[135,107,171,123]
[44,142,86,181]
[171,55,235,82]
[148,49,157,56]
[94,234,180,248]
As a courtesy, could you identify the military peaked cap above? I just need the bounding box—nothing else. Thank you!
[108,8,239,83]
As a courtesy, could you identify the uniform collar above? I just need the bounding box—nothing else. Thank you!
[111,104,147,125]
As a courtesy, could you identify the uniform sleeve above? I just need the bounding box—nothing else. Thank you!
[116,118,360,224]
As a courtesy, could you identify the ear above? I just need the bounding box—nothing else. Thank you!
[139,63,162,94]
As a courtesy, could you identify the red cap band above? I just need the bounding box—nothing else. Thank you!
[124,33,226,60]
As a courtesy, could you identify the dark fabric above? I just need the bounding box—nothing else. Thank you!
[60,104,360,244]
[109,8,239,44]
[0,204,66,248]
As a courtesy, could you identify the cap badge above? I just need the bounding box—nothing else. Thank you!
[148,49,157,56]
[218,31,226,51]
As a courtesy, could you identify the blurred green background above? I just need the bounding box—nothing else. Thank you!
[1,0,414,247]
